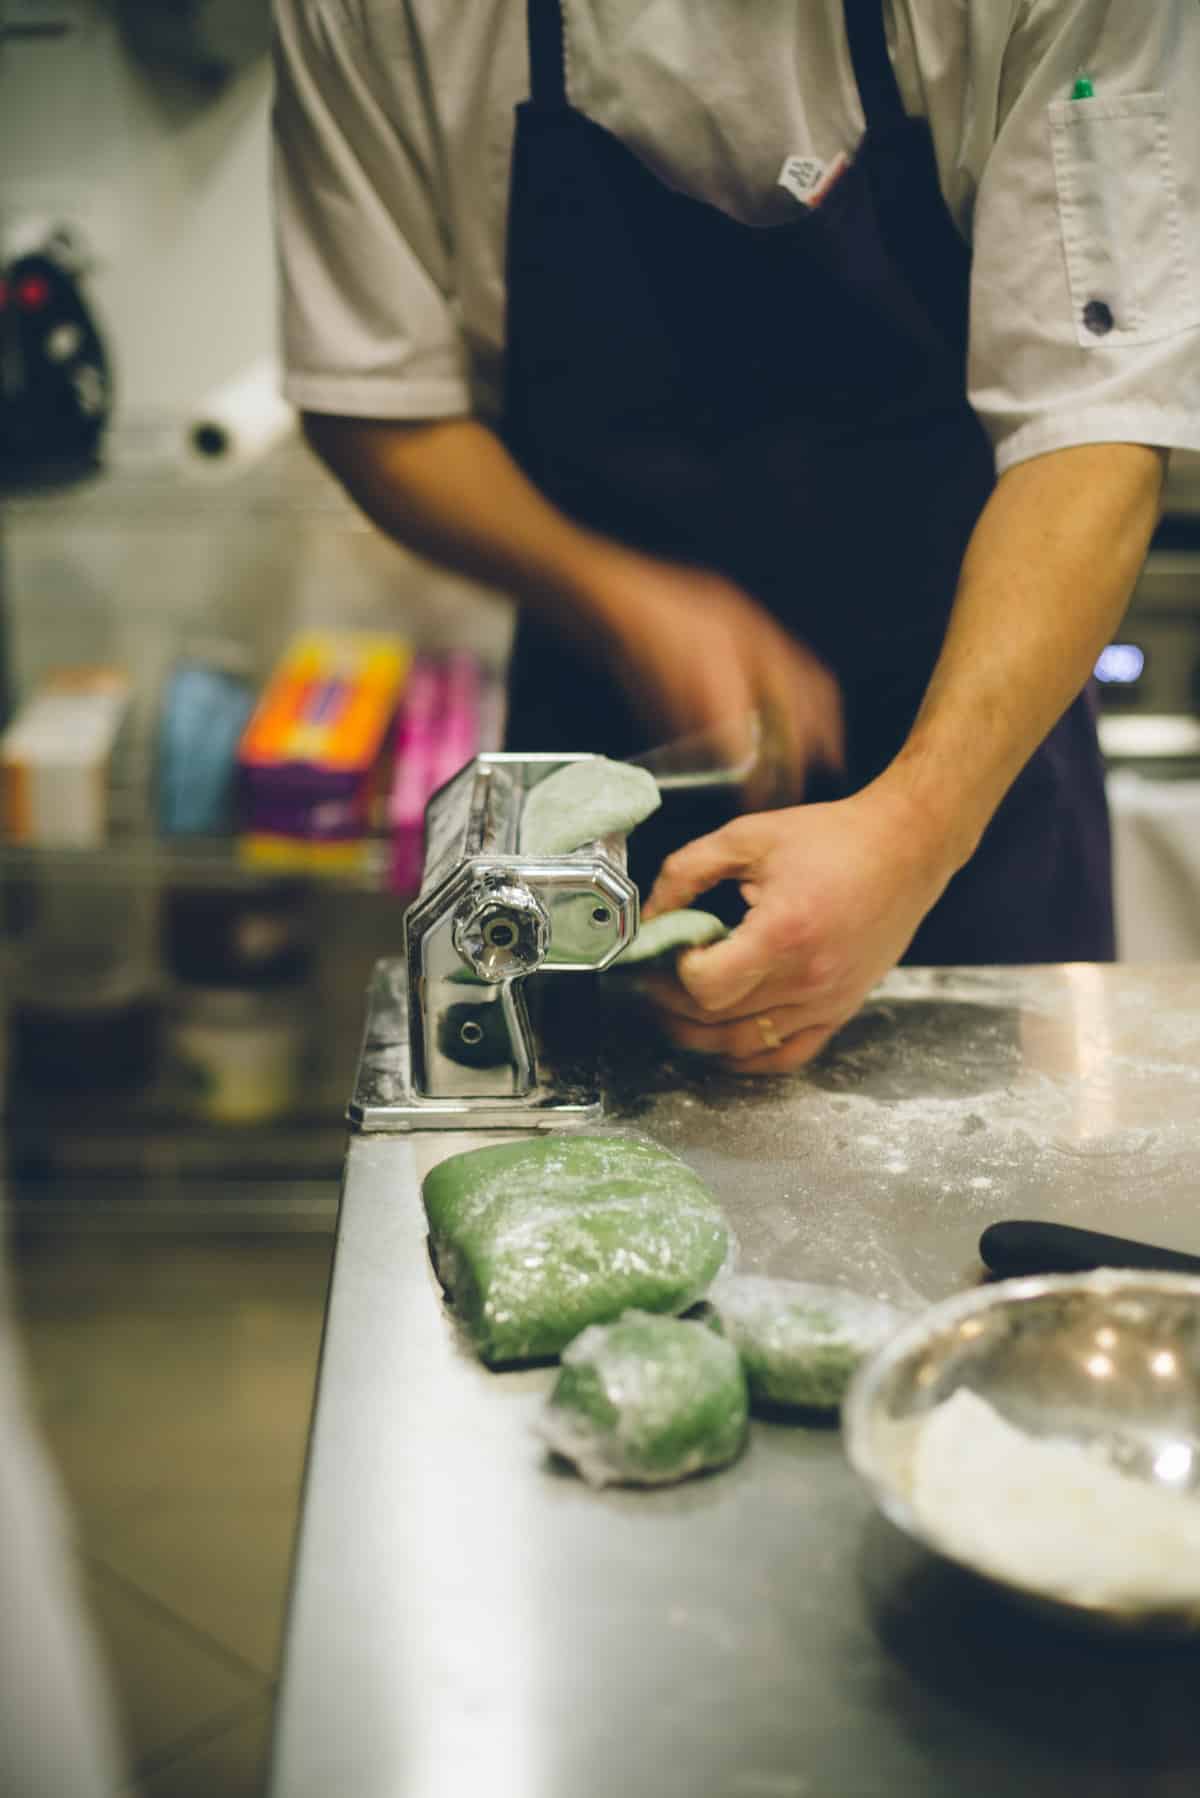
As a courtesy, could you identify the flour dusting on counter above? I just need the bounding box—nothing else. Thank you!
[543,967,1200,1309]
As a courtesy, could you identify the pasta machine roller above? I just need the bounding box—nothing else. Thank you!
[348,754,639,1130]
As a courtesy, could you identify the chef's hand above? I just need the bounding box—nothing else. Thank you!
[637,787,955,1071]
[588,549,844,807]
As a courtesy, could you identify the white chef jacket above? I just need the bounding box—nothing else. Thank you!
[273,1,1200,475]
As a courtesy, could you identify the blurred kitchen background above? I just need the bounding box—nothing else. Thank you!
[2,4,1200,1794]
[0,5,511,1795]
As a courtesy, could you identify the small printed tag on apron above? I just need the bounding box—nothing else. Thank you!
[777,151,850,209]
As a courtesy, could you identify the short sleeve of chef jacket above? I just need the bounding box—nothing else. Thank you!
[966,0,1200,472]
[272,0,473,419]
[273,0,1200,473]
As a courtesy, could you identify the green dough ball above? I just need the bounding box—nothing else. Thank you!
[615,909,729,967]
[422,1135,730,1365]
[709,1276,903,1411]
[521,758,661,856]
[540,1310,749,1486]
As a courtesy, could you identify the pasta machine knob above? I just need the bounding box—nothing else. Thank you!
[452,880,549,983]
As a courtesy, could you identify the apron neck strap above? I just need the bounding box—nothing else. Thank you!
[527,0,568,110]
[844,0,908,131]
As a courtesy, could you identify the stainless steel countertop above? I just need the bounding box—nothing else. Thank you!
[271,966,1200,1798]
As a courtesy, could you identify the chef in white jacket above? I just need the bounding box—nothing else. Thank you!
[273,1,1200,1064]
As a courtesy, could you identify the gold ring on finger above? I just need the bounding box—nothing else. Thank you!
[756,1014,783,1051]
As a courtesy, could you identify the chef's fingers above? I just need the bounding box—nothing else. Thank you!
[723,1023,839,1074]
[654,1005,829,1061]
[642,818,763,920]
[764,666,845,800]
[672,905,785,1014]
[748,639,845,804]
[632,968,812,1027]
[807,688,847,776]
[799,657,847,776]
[625,968,709,1017]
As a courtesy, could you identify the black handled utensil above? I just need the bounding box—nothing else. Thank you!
[980,1219,1200,1280]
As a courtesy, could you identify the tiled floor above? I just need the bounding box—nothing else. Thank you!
[8,1226,334,1797]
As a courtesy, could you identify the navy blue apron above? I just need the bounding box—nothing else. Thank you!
[501,0,1115,963]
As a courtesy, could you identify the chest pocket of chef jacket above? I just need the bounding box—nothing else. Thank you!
[1050,93,1200,349]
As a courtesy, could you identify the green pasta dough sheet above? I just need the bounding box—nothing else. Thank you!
[540,1310,749,1486]
[422,1135,730,1366]
[520,757,661,856]
[615,909,729,967]
[709,1276,904,1411]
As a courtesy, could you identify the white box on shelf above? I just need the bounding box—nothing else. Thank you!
[1,666,131,847]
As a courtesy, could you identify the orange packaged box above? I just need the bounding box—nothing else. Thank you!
[238,631,411,870]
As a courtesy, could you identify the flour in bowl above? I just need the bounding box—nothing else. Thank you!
[910,1388,1200,1609]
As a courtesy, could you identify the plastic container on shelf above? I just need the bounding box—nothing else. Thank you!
[160,876,316,1126]
[10,958,160,1095]
[167,983,310,1126]
[161,878,315,989]
[156,640,256,837]
[7,879,160,1094]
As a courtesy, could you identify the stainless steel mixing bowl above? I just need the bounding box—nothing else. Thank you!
[843,1271,1200,1632]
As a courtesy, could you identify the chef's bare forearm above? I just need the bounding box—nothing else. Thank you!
[876,442,1166,873]
[302,412,627,642]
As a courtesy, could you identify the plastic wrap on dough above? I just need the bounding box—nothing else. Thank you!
[708,1275,905,1411]
[540,1310,749,1486]
[422,1135,731,1365]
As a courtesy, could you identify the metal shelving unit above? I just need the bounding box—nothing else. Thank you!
[0,438,511,1204]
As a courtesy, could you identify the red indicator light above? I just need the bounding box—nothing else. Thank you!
[16,273,52,310]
